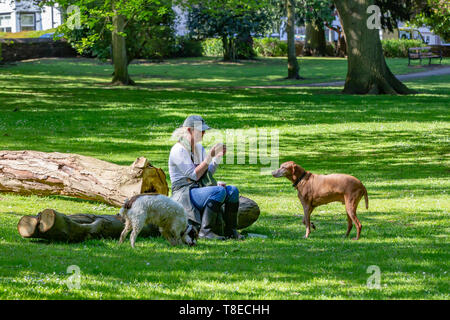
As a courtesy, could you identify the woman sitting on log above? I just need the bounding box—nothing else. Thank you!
[169,115,244,240]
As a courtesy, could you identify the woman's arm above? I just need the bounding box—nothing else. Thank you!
[171,143,215,182]
[197,143,226,177]
[195,143,225,179]
[171,145,199,181]
[194,155,212,180]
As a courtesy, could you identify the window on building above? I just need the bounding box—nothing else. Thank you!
[0,14,12,33]
[20,13,35,31]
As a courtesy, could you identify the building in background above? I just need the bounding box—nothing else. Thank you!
[173,5,188,36]
[0,0,62,33]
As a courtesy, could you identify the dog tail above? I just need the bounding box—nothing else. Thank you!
[119,198,129,217]
[363,187,369,210]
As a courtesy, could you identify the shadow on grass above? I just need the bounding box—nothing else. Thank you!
[0,221,447,299]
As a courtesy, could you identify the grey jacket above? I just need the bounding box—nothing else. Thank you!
[171,177,202,228]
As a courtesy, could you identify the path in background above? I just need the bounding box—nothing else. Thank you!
[239,66,450,89]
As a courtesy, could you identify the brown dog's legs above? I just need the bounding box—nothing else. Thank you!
[345,215,353,238]
[345,197,362,240]
[302,217,316,230]
[302,205,314,238]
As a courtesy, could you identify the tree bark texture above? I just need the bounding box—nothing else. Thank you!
[303,21,327,56]
[0,150,169,207]
[286,0,301,79]
[111,1,134,85]
[17,209,160,242]
[334,0,416,94]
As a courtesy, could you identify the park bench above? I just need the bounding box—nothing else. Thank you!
[408,47,443,66]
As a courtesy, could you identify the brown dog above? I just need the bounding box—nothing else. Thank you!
[272,161,368,240]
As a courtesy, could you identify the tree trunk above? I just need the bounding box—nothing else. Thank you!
[0,150,169,207]
[222,36,237,62]
[286,0,301,79]
[303,20,327,56]
[334,0,416,94]
[324,22,346,57]
[111,1,134,85]
[336,10,347,57]
[337,30,347,57]
[17,195,260,242]
[236,34,256,60]
[17,209,160,242]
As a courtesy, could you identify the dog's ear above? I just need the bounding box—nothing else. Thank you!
[292,164,304,178]
[291,165,296,177]
[189,225,199,239]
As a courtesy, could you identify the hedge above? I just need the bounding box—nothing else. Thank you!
[253,37,288,57]
[381,39,425,58]
[201,37,290,57]
[201,38,223,57]
[172,36,203,58]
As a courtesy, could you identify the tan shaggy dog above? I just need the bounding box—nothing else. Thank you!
[118,194,198,248]
[272,161,368,240]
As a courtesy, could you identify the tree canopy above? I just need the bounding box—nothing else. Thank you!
[412,0,450,42]
[42,0,173,84]
[186,0,272,61]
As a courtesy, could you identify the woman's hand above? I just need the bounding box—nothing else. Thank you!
[209,143,226,158]
[196,143,226,181]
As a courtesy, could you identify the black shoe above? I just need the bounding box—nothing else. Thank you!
[223,202,245,240]
[199,200,226,240]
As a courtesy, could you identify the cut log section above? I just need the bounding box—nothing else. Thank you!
[17,195,260,242]
[236,196,260,230]
[17,209,160,242]
[0,150,169,207]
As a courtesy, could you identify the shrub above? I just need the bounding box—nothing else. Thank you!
[201,38,223,57]
[0,42,2,63]
[201,37,293,59]
[172,36,203,57]
[381,39,424,57]
[325,42,335,56]
[141,25,176,60]
[235,37,257,60]
[254,38,288,57]
[58,2,176,62]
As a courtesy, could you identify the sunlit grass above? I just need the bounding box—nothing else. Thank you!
[1,56,449,89]
[0,58,449,299]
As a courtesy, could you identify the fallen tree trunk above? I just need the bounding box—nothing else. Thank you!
[17,196,260,242]
[4,150,260,242]
[17,209,160,242]
[0,150,169,207]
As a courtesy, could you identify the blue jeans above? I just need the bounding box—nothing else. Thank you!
[190,185,239,211]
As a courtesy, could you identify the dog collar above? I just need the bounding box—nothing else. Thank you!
[292,171,307,188]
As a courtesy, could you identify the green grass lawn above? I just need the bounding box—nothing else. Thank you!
[0,57,449,299]
[3,56,449,89]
